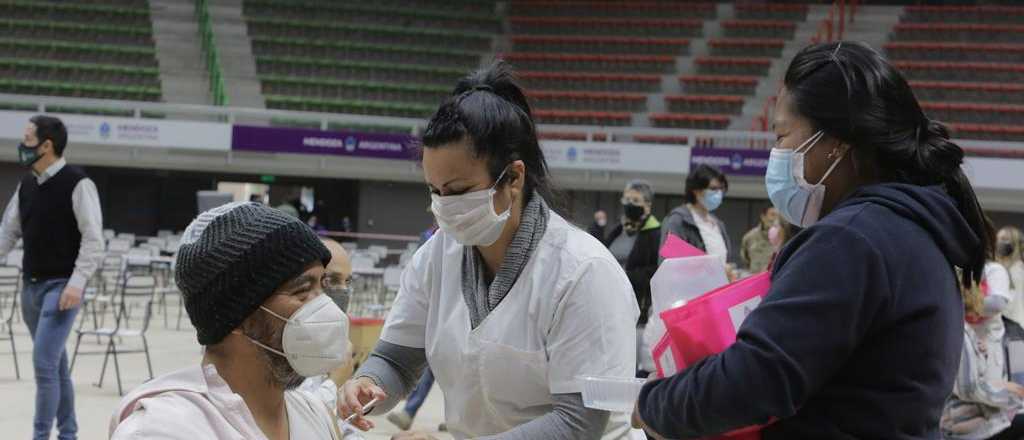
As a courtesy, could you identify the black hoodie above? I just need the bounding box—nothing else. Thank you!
[638,183,978,439]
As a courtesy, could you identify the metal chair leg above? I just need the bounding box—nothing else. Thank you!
[96,338,112,388]
[142,335,154,380]
[176,295,185,331]
[8,325,18,380]
[69,332,83,375]
[112,340,123,396]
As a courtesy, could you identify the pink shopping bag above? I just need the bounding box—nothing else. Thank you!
[654,271,773,440]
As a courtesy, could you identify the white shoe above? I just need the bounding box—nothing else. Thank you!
[387,410,413,430]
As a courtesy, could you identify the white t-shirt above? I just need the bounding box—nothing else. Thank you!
[689,206,728,266]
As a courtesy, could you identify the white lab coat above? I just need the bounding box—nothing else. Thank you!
[381,212,639,439]
[973,262,1014,386]
[1002,260,1024,325]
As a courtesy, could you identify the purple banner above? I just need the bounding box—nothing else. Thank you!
[689,147,770,176]
[232,125,418,160]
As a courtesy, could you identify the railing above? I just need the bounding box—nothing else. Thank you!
[0,92,1021,156]
[195,0,228,106]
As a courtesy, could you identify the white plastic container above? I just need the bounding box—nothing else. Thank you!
[579,375,646,412]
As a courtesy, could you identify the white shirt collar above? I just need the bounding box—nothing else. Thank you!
[35,158,66,185]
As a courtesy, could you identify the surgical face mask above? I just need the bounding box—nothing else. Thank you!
[431,168,511,246]
[703,189,724,212]
[325,284,352,312]
[596,218,607,227]
[17,142,43,167]
[244,294,350,377]
[998,241,1016,257]
[623,203,645,222]
[765,130,846,228]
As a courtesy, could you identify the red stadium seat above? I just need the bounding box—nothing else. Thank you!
[962,146,1024,159]
[708,38,785,58]
[538,131,610,141]
[633,134,691,145]
[502,52,676,73]
[527,90,648,112]
[511,35,690,55]
[734,4,808,21]
[509,1,716,19]
[903,5,1024,24]
[892,23,1024,43]
[910,81,1024,104]
[665,95,746,115]
[885,42,1024,63]
[509,17,704,38]
[951,123,1024,142]
[922,102,1024,125]
[533,109,632,126]
[695,57,772,76]
[680,75,760,95]
[895,61,1024,83]
[649,113,732,130]
[720,20,797,39]
[519,71,662,92]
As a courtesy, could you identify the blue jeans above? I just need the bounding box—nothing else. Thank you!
[21,278,79,440]
[403,368,434,417]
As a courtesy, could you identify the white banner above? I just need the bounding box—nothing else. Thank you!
[0,111,231,151]
[542,140,690,174]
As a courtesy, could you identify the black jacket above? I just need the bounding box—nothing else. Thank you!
[660,205,733,262]
[604,215,661,325]
[639,183,974,439]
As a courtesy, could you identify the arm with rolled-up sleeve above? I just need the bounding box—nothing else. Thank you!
[0,188,22,263]
[68,178,104,290]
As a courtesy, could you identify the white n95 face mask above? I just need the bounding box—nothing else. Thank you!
[765,130,846,228]
[246,294,350,377]
[431,167,511,246]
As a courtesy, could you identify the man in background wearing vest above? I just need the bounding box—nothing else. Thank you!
[0,115,104,440]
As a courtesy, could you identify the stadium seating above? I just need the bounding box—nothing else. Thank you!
[508,2,716,19]
[695,57,772,76]
[734,4,808,21]
[510,36,690,55]
[892,23,1024,44]
[681,76,760,96]
[902,5,1024,24]
[533,110,632,126]
[708,39,785,58]
[910,81,1024,105]
[649,113,732,130]
[721,20,797,39]
[518,72,661,93]
[509,17,704,38]
[665,95,745,115]
[502,53,676,74]
[0,1,160,103]
[885,42,1024,63]
[896,61,1024,83]
[528,91,647,112]
[244,0,496,117]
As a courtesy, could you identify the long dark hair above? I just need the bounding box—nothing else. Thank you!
[784,41,991,288]
[421,60,563,214]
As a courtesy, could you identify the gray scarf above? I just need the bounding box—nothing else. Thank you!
[461,195,550,329]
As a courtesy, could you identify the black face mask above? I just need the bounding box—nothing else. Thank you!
[998,242,1015,257]
[623,203,645,222]
[17,142,43,167]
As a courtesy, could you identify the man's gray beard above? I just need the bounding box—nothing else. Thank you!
[245,313,306,390]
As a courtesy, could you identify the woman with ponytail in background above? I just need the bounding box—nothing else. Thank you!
[633,41,993,440]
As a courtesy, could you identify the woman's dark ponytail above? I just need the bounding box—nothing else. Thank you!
[784,41,993,288]
[422,60,566,215]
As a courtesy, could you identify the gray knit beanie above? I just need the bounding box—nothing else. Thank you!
[175,202,331,345]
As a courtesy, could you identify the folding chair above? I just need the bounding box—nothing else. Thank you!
[69,273,156,396]
[0,266,20,379]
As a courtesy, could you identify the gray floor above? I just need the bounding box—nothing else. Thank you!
[0,298,450,440]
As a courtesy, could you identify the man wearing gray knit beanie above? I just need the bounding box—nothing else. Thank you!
[108,202,355,440]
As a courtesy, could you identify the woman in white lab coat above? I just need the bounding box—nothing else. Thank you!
[337,61,640,440]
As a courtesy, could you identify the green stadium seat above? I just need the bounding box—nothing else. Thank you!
[245,18,492,52]
[255,57,465,86]
[502,53,676,74]
[0,38,157,67]
[245,0,495,14]
[0,19,152,46]
[511,36,689,56]
[265,95,435,118]
[250,37,480,69]
[260,76,448,106]
[0,2,151,27]
[242,0,500,33]
[0,58,159,88]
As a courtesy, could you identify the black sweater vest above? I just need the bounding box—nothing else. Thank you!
[18,165,87,280]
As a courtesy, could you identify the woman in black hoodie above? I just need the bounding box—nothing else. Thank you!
[634,41,993,440]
